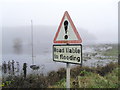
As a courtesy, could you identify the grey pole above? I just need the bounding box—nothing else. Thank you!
[31,20,34,65]
[66,63,70,89]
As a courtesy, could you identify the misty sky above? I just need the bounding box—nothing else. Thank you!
[1,0,119,43]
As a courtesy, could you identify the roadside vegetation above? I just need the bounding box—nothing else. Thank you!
[50,63,118,88]
[1,62,118,88]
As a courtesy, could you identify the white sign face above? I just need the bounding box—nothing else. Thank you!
[54,11,82,43]
[56,16,78,41]
[53,44,82,64]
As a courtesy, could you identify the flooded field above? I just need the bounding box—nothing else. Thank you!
[1,44,118,76]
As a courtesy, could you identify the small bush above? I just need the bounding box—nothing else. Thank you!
[96,62,117,76]
[57,68,66,80]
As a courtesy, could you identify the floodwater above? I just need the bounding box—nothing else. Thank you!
[2,46,118,75]
[2,53,66,75]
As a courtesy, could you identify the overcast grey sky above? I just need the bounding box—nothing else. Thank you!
[1,0,119,43]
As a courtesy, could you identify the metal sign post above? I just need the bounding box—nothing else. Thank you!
[66,63,70,89]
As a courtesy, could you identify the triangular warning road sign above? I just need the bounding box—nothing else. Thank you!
[53,11,82,44]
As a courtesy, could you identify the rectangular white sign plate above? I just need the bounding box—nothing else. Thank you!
[53,44,82,64]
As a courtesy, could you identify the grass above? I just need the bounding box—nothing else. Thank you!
[78,67,118,88]
[49,62,118,88]
[2,62,118,88]
[102,46,118,57]
[96,45,118,60]
[50,67,118,88]
[48,78,66,88]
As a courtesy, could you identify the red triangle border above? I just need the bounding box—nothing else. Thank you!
[53,11,82,44]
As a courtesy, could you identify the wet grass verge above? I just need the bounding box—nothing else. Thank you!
[1,62,118,88]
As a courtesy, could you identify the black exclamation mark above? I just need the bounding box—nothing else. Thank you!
[64,20,68,39]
